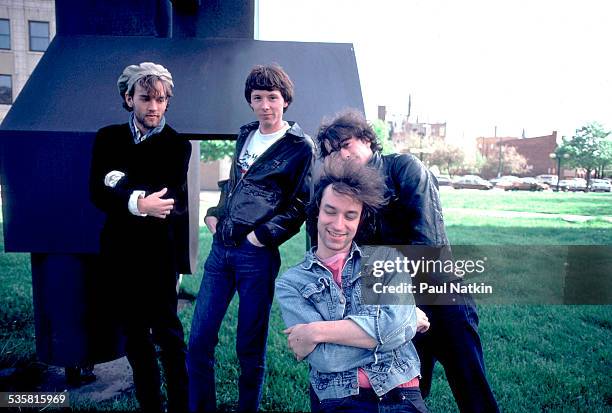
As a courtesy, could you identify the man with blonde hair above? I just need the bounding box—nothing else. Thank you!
[90,62,191,413]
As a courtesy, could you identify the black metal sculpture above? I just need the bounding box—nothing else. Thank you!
[0,0,363,372]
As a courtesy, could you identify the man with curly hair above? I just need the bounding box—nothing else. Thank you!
[314,109,499,413]
[277,161,429,413]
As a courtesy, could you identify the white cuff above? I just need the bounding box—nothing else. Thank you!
[104,170,126,188]
[128,191,147,216]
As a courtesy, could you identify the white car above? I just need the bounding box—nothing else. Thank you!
[589,179,611,192]
[536,174,558,186]
[557,178,588,192]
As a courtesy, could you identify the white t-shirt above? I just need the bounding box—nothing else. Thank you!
[237,122,290,174]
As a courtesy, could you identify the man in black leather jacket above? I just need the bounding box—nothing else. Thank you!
[313,109,499,413]
[187,64,314,413]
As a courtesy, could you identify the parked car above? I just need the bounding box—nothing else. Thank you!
[489,177,503,186]
[452,175,493,190]
[589,178,611,192]
[536,174,558,186]
[556,179,571,191]
[512,177,549,191]
[495,176,521,191]
[435,174,453,186]
[556,178,588,192]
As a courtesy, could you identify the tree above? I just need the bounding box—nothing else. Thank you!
[480,146,531,178]
[371,119,394,154]
[562,122,611,184]
[200,139,235,162]
[596,137,612,178]
[429,143,465,177]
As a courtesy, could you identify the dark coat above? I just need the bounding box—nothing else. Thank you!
[357,152,449,246]
[89,123,192,279]
[207,121,315,248]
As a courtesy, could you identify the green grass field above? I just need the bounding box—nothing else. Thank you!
[440,188,612,217]
[1,190,611,411]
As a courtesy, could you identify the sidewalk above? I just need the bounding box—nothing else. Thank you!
[198,190,221,222]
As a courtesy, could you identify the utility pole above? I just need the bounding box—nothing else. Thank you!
[496,126,502,177]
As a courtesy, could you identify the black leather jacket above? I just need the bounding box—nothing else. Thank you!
[355,152,449,246]
[206,121,314,248]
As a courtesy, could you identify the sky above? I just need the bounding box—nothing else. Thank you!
[257,0,612,144]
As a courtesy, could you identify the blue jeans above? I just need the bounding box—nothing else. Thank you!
[413,295,499,413]
[187,236,280,413]
[318,387,428,413]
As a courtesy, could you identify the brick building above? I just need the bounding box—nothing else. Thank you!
[392,119,447,156]
[476,131,569,177]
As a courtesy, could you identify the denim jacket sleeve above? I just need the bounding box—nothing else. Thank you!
[275,271,376,374]
[345,246,418,353]
[345,304,416,353]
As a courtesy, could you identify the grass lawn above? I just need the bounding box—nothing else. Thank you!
[439,188,612,217]
[1,190,611,411]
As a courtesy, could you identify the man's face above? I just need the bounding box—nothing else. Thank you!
[125,81,168,134]
[326,136,374,166]
[250,89,288,134]
[316,185,363,259]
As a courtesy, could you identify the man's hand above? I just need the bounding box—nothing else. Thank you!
[283,324,319,361]
[204,216,218,234]
[137,187,174,218]
[246,231,264,247]
[416,307,430,333]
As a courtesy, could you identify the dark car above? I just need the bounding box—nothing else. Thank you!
[452,175,493,190]
[511,177,549,191]
[495,176,521,191]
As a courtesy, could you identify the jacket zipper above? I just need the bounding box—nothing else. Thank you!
[226,128,294,200]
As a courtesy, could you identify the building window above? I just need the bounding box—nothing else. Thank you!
[29,21,49,52]
[0,19,9,50]
[0,74,12,104]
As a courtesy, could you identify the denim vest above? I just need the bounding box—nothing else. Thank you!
[275,243,421,401]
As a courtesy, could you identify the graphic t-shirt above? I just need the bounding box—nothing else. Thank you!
[237,122,290,175]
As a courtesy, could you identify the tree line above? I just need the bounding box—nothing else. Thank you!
[197,121,611,185]
[427,122,611,182]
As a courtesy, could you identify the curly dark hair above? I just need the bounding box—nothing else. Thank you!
[307,160,387,240]
[244,64,294,112]
[316,108,383,158]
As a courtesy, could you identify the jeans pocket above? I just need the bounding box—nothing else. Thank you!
[399,388,429,413]
[244,236,265,249]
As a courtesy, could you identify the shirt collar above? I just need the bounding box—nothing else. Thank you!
[367,151,383,169]
[302,242,363,272]
[129,112,166,143]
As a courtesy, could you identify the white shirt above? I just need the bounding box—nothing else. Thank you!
[237,122,290,175]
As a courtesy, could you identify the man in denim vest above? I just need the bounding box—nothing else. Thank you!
[276,162,429,413]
